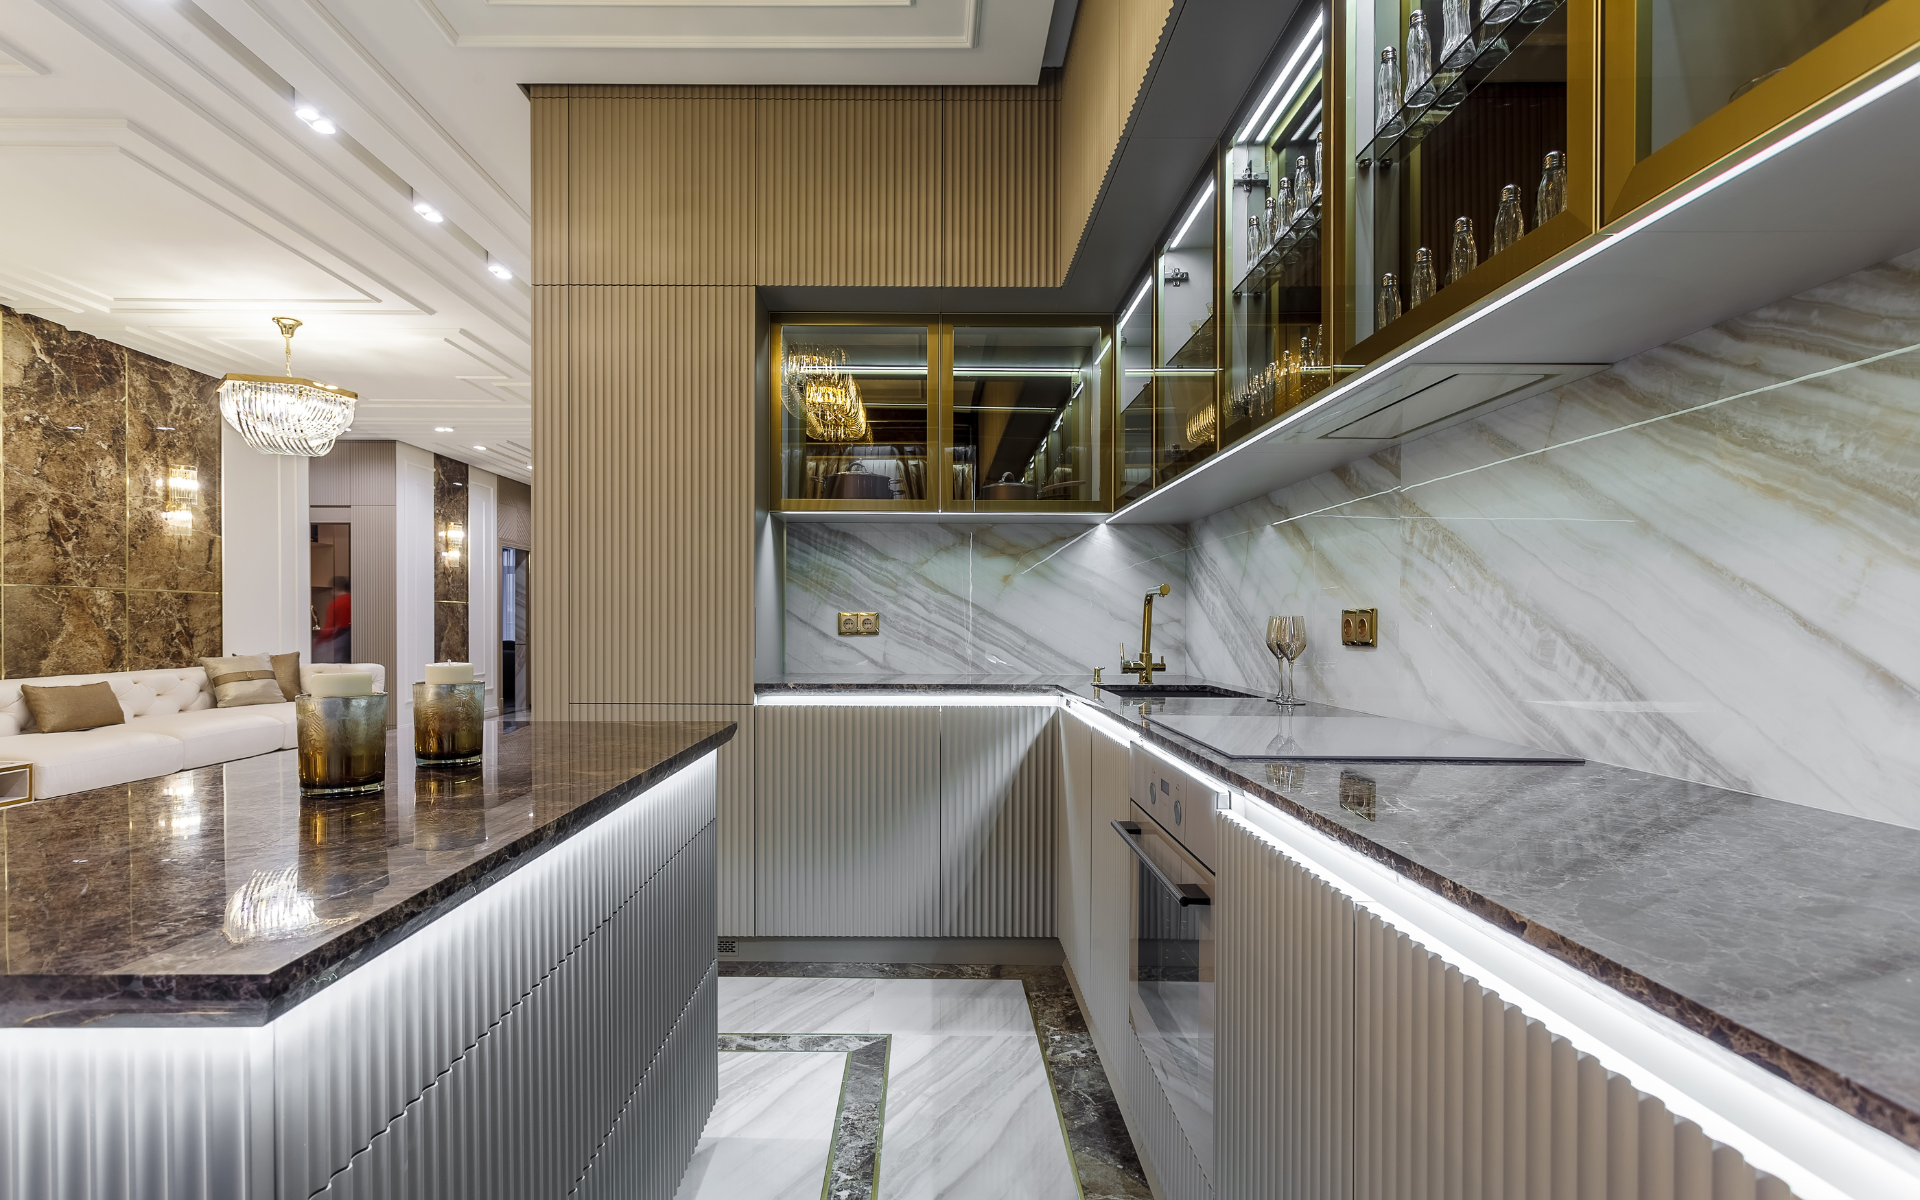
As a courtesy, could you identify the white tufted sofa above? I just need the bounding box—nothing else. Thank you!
[0,663,387,799]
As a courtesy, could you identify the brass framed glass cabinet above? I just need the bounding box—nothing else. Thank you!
[770,316,1114,514]
[1154,174,1221,487]
[1116,273,1156,508]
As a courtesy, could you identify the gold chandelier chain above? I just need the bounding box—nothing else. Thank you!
[271,316,303,377]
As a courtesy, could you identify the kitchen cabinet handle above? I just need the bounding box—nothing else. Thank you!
[1111,821,1211,906]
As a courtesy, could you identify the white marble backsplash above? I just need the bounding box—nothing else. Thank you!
[1188,248,1920,828]
[783,522,1190,677]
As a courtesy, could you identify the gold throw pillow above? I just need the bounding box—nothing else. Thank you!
[22,681,127,734]
[198,654,288,708]
[270,652,302,701]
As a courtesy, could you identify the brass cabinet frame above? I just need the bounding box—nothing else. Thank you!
[770,314,1116,515]
[1340,0,1602,365]
[1602,0,1920,224]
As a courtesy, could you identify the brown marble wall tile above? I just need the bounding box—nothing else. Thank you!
[2,309,128,589]
[434,454,469,606]
[126,349,222,593]
[434,600,468,664]
[2,585,127,677]
[127,589,222,669]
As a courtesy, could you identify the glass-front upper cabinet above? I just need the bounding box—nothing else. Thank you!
[1155,177,1218,486]
[1224,4,1333,446]
[947,322,1110,512]
[1116,275,1155,508]
[1350,0,1593,358]
[775,321,934,511]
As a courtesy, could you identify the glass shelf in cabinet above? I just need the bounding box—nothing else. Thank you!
[1358,0,1565,168]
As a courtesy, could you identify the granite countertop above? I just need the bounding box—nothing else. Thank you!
[757,673,1920,1150]
[0,719,735,1027]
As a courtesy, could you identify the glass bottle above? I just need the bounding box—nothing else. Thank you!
[1410,247,1438,308]
[1292,154,1313,222]
[1405,11,1435,106]
[1377,273,1403,328]
[1270,183,1288,240]
[1448,216,1478,284]
[1493,184,1525,254]
[1441,0,1472,68]
[1536,150,1567,226]
[1247,212,1262,261]
[1376,48,1404,135]
[1481,0,1521,23]
[1311,131,1323,202]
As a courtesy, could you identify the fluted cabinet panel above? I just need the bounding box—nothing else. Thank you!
[939,706,1057,937]
[753,704,942,937]
[941,96,1059,287]
[753,95,944,286]
[1056,711,1094,973]
[1117,1020,1214,1200]
[533,285,755,709]
[1215,811,1354,1200]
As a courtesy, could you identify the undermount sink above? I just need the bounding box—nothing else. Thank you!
[1095,684,1258,698]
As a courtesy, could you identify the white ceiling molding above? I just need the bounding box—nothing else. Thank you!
[0,34,51,74]
[416,0,979,50]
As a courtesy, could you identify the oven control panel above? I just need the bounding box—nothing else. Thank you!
[1128,743,1226,872]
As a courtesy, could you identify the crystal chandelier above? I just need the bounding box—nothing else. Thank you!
[218,317,358,456]
[782,345,870,443]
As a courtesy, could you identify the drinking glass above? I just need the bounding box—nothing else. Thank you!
[1265,615,1308,706]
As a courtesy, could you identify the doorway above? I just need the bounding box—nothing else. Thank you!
[311,523,352,663]
[501,547,530,713]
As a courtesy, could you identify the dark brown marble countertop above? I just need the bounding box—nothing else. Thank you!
[1,719,735,1027]
[757,673,1920,1150]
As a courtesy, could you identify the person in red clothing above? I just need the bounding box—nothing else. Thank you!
[317,575,351,662]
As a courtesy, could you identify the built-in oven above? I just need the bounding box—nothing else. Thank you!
[1115,745,1222,1188]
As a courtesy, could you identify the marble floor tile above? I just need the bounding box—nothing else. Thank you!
[675,1050,843,1200]
[867,978,1034,1035]
[878,1033,1079,1200]
[718,975,875,1033]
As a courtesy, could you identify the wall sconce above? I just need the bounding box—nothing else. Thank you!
[161,465,198,536]
[438,520,465,562]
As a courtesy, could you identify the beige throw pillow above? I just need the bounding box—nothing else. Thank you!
[270,652,302,701]
[198,655,288,708]
[22,681,126,734]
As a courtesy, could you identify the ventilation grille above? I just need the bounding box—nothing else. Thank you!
[717,938,738,957]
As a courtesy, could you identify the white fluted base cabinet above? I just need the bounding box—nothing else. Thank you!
[0,754,720,1200]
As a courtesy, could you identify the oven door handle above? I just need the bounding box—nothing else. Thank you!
[1111,820,1211,906]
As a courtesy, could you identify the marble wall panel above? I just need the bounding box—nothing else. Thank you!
[126,350,222,594]
[1,310,127,588]
[783,522,1191,676]
[1,585,127,677]
[435,601,469,666]
[434,454,469,606]
[128,589,223,670]
[1186,247,1920,828]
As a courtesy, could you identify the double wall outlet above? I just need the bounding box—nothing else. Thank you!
[1340,607,1378,647]
[837,611,880,636]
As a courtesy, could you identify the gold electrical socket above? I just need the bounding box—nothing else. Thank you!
[837,611,880,636]
[1340,608,1378,647]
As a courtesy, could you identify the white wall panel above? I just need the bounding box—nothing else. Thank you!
[394,442,436,728]
[466,467,500,717]
[940,706,1057,938]
[753,704,942,937]
[221,421,309,661]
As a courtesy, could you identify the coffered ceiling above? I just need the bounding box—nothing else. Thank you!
[0,0,1063,482]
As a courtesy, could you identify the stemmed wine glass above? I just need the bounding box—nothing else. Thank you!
[1265,616,1308,706]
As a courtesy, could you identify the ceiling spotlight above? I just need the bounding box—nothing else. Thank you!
[472,445,486,451]
[294,104,320,122]
[413,200,443,223]
[293,102,337,136]
[487,261,514,281]
[434,426,454,433]
[310,118,337,135]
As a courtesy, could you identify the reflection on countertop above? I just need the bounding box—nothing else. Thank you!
[0,719,735,1027]
[755,672,1920,1150]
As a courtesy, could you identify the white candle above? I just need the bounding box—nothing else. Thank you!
[424,662,475,685]
[310,672,373,698]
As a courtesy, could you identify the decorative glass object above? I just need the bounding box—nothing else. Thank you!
[413,681,485,766]
[1481,0,1522,23]
[1536,150,1568,226]
[1411,247,1438,308]
[1311,132,1323,201]
[1291,155,1313,223]
[1377,273,1403,328]
[218,317,359,457]
[781,345,870,444]
[1441,0,1473,67]
[1493,184,1526,254]
[1376,48,1404,135]
[1405,11,1436,106]
[1247,213,1262,260]
[296,693,388,795]
[1449,216,1479,283]
[1270,185,1288,240]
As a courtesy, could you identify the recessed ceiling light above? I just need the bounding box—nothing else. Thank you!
[413,200,443,224]
[487,262,514,281]
[434,426,454,433]
[293,102,337,136]
[294,104,320,122]
[472,445,486,451]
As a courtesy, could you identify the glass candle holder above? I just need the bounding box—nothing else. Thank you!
[296,693,389,796]
[413,681,485,765]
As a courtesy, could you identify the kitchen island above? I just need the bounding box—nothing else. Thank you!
[0,718,734,1200]
[755,675,1920,1200]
